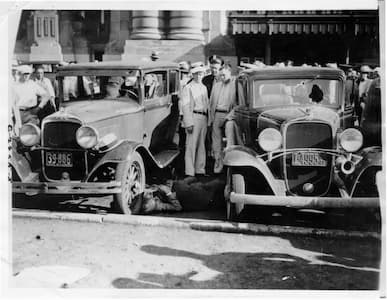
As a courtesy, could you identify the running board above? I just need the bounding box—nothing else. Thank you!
[153,149,179,168]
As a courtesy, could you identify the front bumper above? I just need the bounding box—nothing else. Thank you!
[12,181,121,195]
[230,192,380,208]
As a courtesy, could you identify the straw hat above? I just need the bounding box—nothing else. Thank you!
[190,62,205,74]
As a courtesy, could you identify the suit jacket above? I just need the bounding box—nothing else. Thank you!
[209,77,237,125]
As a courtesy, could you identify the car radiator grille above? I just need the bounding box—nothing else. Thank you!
[284,122,333,196]
[42,121,86,181]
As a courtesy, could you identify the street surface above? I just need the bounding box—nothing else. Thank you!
[12,216,381,289]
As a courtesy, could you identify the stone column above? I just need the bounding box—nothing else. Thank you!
[58,11,73,61]
[29,10,63,62]
[130,11,164,39]
[168,11,204,41]
[72,12,89,63]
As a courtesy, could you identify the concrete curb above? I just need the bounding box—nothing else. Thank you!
[12,210,381,240]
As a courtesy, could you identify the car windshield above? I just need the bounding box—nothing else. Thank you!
[252,78,341,108]
[57,71,140,102]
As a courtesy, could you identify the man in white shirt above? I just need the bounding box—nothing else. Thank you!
[13,65,49,125]
[34,66,55,104]
[181,62,209,177]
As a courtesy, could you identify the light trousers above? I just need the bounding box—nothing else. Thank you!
[185,114,208,176]
[211,112,227,174]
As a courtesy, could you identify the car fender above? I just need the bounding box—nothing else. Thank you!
[10,140,32,182]
[347,146,382,197]
[224,146,286,196]
[86,140,160,181]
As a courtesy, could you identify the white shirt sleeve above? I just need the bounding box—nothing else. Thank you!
[44,78,55,98]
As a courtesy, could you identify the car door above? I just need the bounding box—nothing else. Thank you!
[143,70,172,152]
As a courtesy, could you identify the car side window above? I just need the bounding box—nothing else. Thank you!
[144,71,167,99]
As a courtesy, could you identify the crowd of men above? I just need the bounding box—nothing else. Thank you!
[11,62,57,134]
[177,56,382,178]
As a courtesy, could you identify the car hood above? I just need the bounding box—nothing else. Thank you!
[258,105,340,131]
[46,100,143,124]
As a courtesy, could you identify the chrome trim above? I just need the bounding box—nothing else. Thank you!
[76,124,100,149]
[258,148,362,163]
[12,181,121,195]
[282,120,335,197]
[229,192,380,208]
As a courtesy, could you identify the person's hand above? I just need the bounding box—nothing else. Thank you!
[186,126,194,134]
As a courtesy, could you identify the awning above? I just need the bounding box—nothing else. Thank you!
[229,11,378,36]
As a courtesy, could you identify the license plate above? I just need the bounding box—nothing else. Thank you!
[292,152,327,167]
[45,152,73,167]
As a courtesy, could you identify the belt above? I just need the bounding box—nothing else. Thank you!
[193,110,207,116]
[19,106,35,111]
[215,109,228,113]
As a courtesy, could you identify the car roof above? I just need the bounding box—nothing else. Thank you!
[239,66,345,80]
[58,60,179,71]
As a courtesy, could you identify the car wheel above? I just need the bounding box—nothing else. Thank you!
[225,168,245,221]
[114,152,145,214]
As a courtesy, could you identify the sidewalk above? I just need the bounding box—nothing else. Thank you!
[13,209,381,240]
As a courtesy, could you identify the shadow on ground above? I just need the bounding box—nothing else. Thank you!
[111,242,380,289]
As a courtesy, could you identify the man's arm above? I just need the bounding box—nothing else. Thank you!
[181,86,194,132]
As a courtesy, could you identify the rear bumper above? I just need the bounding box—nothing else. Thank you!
[230,192,380,208]
[12,181,121,195]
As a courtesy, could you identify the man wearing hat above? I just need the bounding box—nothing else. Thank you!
[181,62,209,177]
[12,65,49,125]
[202,55,223,98]
[105,76,124,99]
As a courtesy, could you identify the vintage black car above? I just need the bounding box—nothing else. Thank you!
[223,66,382,219]
[11,60,181,214]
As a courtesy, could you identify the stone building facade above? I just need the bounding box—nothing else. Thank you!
[14,10,379,69]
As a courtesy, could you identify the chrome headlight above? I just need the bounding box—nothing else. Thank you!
[76,126,98,149]
[19,123,40,146]
[258,128,282,152]
[340,128,363,152]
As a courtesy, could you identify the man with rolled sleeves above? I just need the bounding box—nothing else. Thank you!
[209,63,237,174]
[13,65,48,125]
[181,62,209,177]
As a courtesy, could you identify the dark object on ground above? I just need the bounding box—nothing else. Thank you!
[174,176,226,211]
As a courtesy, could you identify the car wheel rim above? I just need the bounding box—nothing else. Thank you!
[122,162,142,207]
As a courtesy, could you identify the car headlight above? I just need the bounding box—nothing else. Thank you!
[258,128,282,152]
[76,126,98,149]
[340,128,363,152]
[19,123,40,146]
